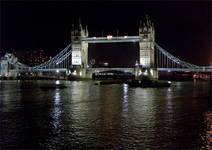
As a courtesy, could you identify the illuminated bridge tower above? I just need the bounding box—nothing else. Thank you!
[71,21,88,77]
[139,16,157,78]
[71,21,89,69]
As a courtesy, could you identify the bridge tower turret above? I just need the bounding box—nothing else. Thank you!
[71,20,89,69]
[139,16,157,78]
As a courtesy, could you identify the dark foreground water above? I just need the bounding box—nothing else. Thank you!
[0,80,211,149]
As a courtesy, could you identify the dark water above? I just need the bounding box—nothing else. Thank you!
[0,80,211,149]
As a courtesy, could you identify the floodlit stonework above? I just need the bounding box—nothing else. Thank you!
[139,16,155,68]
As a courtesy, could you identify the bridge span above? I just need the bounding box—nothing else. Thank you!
[1,17,212,79]
[158,67,212,72]
[82,36,140,43]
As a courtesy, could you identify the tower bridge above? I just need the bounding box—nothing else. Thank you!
[70,16,155,78]
[1,17,212,79]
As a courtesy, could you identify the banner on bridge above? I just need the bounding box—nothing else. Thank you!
[72,51,82,65]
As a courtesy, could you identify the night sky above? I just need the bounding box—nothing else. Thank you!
[1,0,211,66]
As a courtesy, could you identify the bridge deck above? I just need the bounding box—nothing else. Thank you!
[82,36,140,43]
[32,68,68,72]
[87,68,135,73]
[158,68,212,72]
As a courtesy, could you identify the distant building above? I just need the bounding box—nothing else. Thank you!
[21,50,49,66]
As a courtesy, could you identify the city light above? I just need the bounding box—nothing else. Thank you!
[56,69,59,73]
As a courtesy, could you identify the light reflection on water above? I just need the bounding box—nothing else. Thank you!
[122,84,129,115]
[0,80,210,149]
[52,89,61,129]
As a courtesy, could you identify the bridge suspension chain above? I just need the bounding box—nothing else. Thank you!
[32,43,72,70]
[155,43,200,69]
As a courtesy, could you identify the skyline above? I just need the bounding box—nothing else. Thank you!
[1,1,211,66]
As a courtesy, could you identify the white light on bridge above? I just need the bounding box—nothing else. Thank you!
[93,37,96,39]
[56,69,59,73]
[150,69,153,76]
[144,70,148,76]
[107,35,113,40]
[124,36,128,38]
[79,71,82,76]
[139,70,142,75]
[72,70,77,75]
[55,80,60,85]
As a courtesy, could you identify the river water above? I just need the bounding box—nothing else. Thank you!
[0,80,211,149]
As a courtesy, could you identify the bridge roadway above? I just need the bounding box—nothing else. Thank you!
[31,67,212,73]
[82,36,140,43]
[158,67,212,72]
[87,68,135,73]
[31,68,68,72]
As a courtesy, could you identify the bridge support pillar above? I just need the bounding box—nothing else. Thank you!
[137,68,158,79]
[146,68,158,79]
[134,67,141,80]
[81,68,88,78]
[139,16,155,68]
[71,68,92,79]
